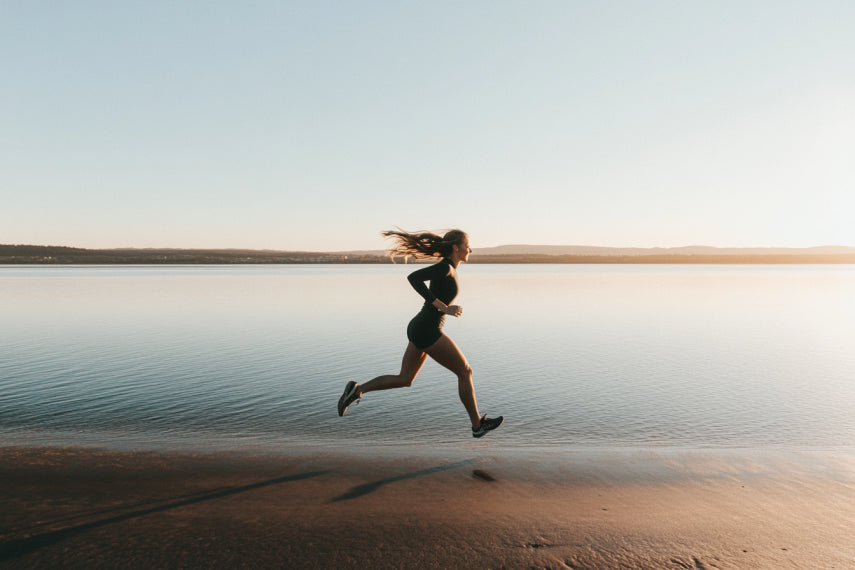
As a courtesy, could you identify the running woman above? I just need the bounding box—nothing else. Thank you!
[337,229,503,438]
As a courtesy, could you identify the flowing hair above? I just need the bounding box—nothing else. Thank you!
[381,229,467,261]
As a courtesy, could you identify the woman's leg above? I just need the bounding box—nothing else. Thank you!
[358,342,427,396]
[425,335,482,429]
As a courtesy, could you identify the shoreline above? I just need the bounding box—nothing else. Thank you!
[3,445,853,568]
[5,244,855,265]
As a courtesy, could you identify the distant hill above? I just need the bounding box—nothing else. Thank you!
[3,244,855,264]
[465,244,855,264]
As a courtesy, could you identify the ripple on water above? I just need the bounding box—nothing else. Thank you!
[2,264,854,450]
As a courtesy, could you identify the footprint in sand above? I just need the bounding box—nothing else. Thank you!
[472,469,496,482]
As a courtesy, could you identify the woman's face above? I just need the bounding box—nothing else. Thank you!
[453,236,471,263]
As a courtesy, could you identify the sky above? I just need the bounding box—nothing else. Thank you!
[2,1,854,251]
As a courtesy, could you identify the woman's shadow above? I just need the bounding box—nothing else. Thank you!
[0,470,328,563]
[329,459,475,502]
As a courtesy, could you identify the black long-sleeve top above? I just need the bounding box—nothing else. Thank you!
[407,258,459,311]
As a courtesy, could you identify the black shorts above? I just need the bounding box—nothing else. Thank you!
[406,310,445,350]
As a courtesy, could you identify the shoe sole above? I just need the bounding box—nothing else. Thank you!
[338,381,358,416]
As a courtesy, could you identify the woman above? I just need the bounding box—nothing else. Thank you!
[337,229,503,438]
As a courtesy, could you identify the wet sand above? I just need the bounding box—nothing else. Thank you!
[2,445,853,569]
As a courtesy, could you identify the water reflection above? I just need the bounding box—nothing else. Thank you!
[1,264,853,451]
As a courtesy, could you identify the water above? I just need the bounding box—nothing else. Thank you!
[2,264,854,452]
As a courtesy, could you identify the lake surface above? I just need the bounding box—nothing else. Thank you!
[2,264,854,452]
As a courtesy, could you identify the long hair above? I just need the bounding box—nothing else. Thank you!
[381,229,467,260]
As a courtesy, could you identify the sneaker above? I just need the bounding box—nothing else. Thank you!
[338,381,360,416]
[472,414,503,438]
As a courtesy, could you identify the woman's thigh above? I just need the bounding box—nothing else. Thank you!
[425,335,470,377]
[400,342,428,381]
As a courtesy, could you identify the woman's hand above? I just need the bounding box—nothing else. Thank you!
[432,299,462,317]
[444,305,463,317]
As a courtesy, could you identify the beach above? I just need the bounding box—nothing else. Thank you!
[2,445,853,569]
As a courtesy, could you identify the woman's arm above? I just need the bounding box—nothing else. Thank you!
[407,261,450,312]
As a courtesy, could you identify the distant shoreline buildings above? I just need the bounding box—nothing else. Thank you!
[3,244,855,264]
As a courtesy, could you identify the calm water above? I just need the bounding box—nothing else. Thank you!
[2,264,854,452]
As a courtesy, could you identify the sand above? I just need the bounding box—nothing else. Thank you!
[2,445,854,569]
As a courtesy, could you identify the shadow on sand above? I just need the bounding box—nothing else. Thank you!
[330,459,475,502]
[0,470,328,562]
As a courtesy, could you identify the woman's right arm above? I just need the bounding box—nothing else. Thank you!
[407,262,449,313]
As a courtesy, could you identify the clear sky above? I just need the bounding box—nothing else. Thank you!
[3,1,853,251]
